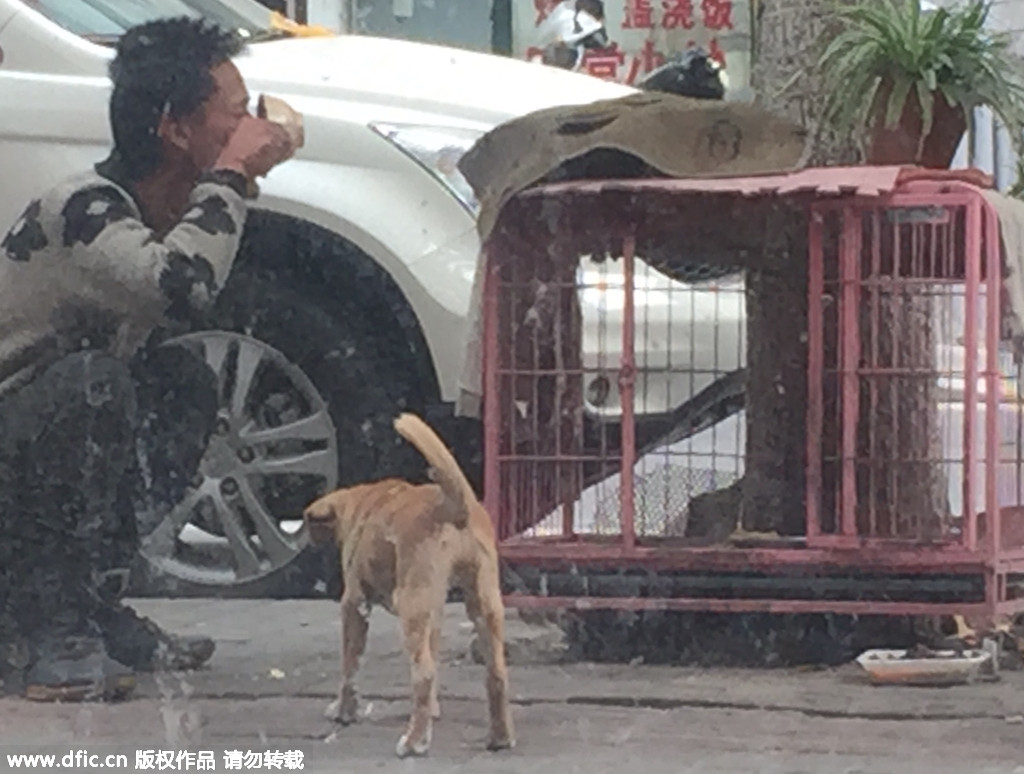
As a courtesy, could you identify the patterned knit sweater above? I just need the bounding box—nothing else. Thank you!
[0,156,249,396]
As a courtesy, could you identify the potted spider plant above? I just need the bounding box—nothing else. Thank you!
[818,0,1024,168]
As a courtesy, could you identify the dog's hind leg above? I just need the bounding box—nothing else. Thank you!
[326,590,369,725]
[394,593,442,758]
[429,623,442,719]
[464,558,515,752]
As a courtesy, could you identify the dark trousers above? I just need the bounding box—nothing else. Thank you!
[0,346,217,641]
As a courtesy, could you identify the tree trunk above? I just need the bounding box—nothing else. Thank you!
[744,0,946,538]
[740,0,859,534]
[851,232,948,540]
[751,0,862,168]
[742,222,809,534]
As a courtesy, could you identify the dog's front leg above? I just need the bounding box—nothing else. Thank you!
[325,592,369,725]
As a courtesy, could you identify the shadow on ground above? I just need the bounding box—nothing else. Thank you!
[559,611,920,667]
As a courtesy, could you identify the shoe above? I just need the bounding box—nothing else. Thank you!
[96,603,215,672]
[23,634,135,702]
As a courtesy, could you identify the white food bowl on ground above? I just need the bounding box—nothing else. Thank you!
[856,648,992,686]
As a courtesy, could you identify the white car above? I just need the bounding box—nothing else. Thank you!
[0,0,746,596]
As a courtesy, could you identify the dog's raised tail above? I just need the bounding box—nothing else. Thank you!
[393,413,475,526]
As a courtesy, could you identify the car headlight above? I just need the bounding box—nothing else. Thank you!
[370,123,484,216]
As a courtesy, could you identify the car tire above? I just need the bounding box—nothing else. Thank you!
[131,268,428,599]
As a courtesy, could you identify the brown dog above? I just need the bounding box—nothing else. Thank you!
[302,413,515,758]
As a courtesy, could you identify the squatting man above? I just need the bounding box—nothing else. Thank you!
[0,17,294,701]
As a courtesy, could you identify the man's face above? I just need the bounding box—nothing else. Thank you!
[171,61,250,173]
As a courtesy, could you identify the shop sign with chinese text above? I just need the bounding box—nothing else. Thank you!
[513,0,752,97]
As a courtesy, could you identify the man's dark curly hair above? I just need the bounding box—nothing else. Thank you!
[108,17,245,180]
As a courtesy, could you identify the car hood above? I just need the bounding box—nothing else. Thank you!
[234,34,636,127]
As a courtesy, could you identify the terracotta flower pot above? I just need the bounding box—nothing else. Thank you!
[865,84,967,168]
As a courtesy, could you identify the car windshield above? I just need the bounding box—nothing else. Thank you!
[22,0,279,44]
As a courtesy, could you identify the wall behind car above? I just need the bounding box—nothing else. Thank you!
[349,0,493,52]
[252,0,493,49]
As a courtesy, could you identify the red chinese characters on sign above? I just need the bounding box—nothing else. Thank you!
[661,0,696,29]
[700,0,734,31]
[577,39,728,84]
[625,39,666,84]
[581,44,628,80]
[525,0,736,83]
[622,0,655,29]
[626,0,732,31]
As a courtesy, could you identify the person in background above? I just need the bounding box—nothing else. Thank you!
[537,0,609,71]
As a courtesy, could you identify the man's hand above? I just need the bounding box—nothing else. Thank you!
[214,115,294,181]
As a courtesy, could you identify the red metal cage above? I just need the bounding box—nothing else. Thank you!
[479,166,1024,627]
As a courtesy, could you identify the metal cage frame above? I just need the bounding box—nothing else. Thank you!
[479,166,1024,627]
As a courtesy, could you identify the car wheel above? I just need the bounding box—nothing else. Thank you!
[131,270,423,598]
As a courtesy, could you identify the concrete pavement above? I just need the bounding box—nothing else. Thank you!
[1,599,1023,773]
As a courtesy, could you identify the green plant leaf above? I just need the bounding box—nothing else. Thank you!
[886,76,914,129]
[937,81,961,109]
[815,0,1024,151]
[923,67,938,92]
[924,7,951,42]
[861,75,885,129]
[915,79,935,141]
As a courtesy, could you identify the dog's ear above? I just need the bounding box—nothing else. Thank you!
[303,497,340,546]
